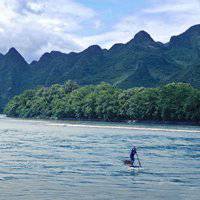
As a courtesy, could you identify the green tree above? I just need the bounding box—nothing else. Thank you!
[63,80,79,93]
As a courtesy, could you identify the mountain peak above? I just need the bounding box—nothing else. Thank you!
[169,24,200,47]
[82,45,102,55]
[38,52,52,63]
[185,24,200,34]
[130,30,155,45]
[5,47,27,64]
[7,47,19,54]
[85,45,102,51]
[6,47,24,59]
[109,43,124,52]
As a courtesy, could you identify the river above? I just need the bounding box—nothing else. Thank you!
[0,116,199,200]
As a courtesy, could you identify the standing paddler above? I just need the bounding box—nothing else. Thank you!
[130,145,142,167]
[130,146,137,166]
[123,145,142,167]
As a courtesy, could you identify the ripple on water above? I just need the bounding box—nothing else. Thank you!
[0,118,200,200]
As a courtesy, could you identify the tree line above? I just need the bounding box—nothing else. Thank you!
[4,81,200,122]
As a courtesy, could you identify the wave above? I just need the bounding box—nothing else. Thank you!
[48,123,200,133]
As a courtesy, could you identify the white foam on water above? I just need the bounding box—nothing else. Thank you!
[47,123,200,133]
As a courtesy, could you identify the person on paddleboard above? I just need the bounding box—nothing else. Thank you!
[130,146,137,165]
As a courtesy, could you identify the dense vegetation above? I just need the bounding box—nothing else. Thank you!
[0,24,200,111]
[4,81,200,122]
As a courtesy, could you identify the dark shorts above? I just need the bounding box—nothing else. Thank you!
[131,158,135,164]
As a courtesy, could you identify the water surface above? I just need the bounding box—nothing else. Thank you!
[0,117,199,200]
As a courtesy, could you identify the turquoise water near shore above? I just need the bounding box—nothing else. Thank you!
[0,116,199,200]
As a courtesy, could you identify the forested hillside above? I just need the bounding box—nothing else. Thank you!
[0,24,200,111]
[4,81,200,122]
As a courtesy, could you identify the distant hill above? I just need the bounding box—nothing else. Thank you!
[0,24,200,111]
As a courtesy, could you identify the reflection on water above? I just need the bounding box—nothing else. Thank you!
[0,117,199,200]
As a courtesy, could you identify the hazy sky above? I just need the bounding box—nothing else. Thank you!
[0,0,199,62]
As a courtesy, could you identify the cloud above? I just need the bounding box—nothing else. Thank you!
[0,0,199,62]
[81,0,200,48]
[144,0,199,14]
[0,0,97,62]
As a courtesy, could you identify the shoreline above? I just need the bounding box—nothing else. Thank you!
[2,114,200,127]
[1,115,200,133]
[47,123,200,133]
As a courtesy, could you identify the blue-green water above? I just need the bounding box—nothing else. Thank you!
[0,116,199,200]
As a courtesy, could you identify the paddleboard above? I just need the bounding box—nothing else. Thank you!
[123,160,142,170]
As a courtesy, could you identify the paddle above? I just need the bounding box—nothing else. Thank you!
[136,152,142,167]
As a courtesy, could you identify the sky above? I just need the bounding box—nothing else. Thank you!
[0,0,199,62]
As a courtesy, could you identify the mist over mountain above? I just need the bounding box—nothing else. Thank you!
[0,24,200,111]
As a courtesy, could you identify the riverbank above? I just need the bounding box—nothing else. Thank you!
[2,114,200,130]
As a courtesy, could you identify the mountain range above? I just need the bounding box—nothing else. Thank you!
[0,24,200,111]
